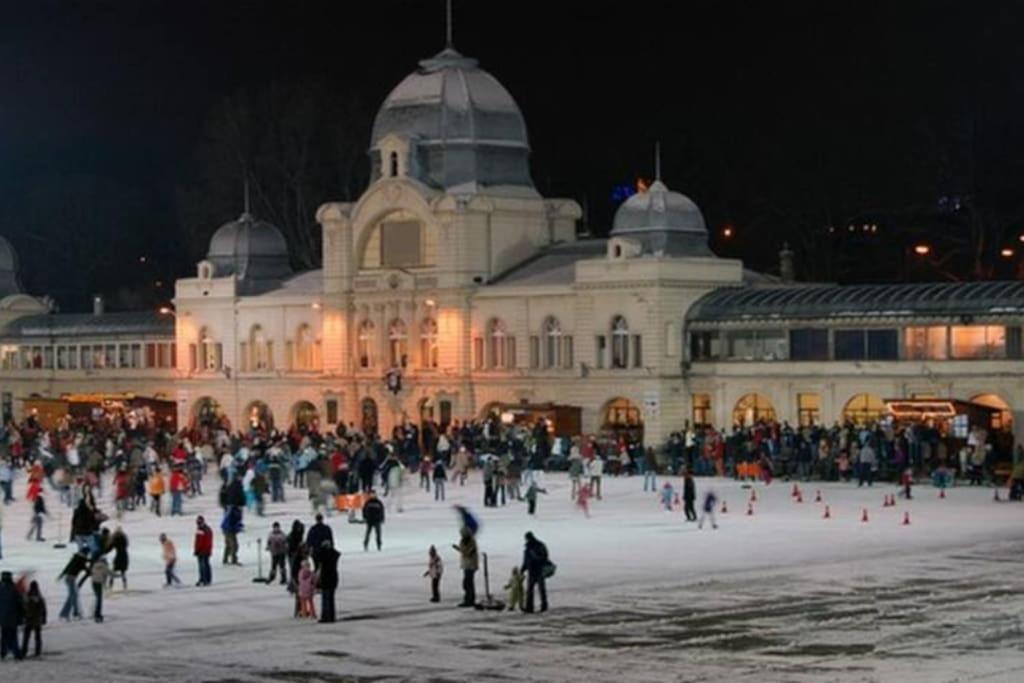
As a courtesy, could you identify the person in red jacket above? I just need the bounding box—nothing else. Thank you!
[113,468,131,519]
[193,515,213,587]
[169,468,189,516]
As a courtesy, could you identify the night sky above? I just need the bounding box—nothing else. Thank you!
[2,0,1022,310]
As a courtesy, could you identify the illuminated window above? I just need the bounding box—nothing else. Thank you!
[543,317,562,369]
[904,326,948,360]
[611,316,630,368]
[843,393,886,425]
[293,324,319,370]
[357,320,376,370]
[604,397,642,428]
[733,393,776,426]
[419,318,438,369]
[249,325,272,370]
[797,393,821,426]
[950,325,1006,359]
[692,393,711,426]
[388,319,408,368]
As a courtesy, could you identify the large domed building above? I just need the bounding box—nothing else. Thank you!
[0,32,1021,458]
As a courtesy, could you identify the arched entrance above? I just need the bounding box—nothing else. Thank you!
[245,400,274,432]
[361,397,378,436]
[291,401,319,431]
[733,393,776,426]
[192,397,224,429]
[602,397,643,441]
[842,393,886,425]
[969,393,1013,431]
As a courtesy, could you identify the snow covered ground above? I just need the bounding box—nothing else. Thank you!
[1,472,1022,683]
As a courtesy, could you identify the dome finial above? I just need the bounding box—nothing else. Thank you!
[654,141,662,182]
[445,0,454,49]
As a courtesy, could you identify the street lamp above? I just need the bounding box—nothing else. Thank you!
[158,306,175,317]
[913,244,931,256]
[1000,247,1015,258]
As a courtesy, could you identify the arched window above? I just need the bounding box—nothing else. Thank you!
[388,319,408,368]
[420,318,439,369]
[197,327,221,371]
[733,393,776,426]
[357,320,375,369]
[842,393,886,425]
[487,318,514,369]
[293,323,319,371]
[249,325,272,370]
[389,151,399,177]
[611,316,630,369]
[543,317,562,369]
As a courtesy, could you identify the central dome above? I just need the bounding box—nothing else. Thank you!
[611,180,712,257]
[370,47,534,193]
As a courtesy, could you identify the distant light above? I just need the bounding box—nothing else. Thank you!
[913,244,931,256]
[1018,234,1024,243]
[139,256,147,263]
[722,226,734,238]
[311,302,322,310]
[158,307,174,316]
[424,298,436,307]
[1001,247,1015,258]
[155,280,163,288]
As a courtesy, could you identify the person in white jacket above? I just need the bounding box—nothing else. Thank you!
[586,455,604,500]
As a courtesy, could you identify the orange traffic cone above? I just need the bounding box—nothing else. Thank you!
[823,505,831,519]
[861,508,869,523]
[746,502,754,516]
[750,489,758,503]
[902,511,911,525]
[939,488,946,499]
[814,490,822,503]
[721,500,728,514]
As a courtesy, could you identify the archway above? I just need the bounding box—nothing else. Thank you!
[244,400,274,432]
[361,397,378,436]
[842,393,886,425]
[602,397,644,442]
[969,393,1013,431]
[733,393,776,426]
[291,401,319,431]
[192,397,224,429]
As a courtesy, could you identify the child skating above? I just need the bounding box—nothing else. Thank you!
[423,545,443,603]
[504,566,525,612]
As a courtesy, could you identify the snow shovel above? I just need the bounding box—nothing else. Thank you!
[475,552,505,611]
[252,537,269,583]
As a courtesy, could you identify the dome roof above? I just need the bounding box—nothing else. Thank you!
[610,180,713,257]
[206,213,292,286]
[370,47,534,192]
[0,235,24,296]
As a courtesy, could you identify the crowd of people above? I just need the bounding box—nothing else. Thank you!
[0,405,1021,661]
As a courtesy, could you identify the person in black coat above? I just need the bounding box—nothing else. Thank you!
[683,471,697,522]
[361,491,385,551]
[0,571,25,660]
[520,532,550,613]
[305,514,333,569]
[357,450,375,493]
[109,527,130,589]
[316,541,341,623]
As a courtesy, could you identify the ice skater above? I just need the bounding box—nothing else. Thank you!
[576,483,592,518]
[504,566,524,612]
[525,480,546,515]
[159,534,181,587]
[698,490,718,530]
[424,545,443,603]
[660,481,675,511]
[683,470,697,522]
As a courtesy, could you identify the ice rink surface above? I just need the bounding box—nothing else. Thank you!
[1,473,1022,682]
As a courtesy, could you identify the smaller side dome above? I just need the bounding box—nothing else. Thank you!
[610,180,712,257]
[0,235,24,296]
[206,213,292,286]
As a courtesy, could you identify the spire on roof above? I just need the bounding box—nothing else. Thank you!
[654,141,661,182]
[445,0,454,49]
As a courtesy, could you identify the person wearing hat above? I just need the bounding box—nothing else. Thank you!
[361,491,385,551]
[266,522,288,585]
[0,570,25,660]
[193,516,214,586]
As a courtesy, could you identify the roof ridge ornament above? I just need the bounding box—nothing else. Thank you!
[446,0,454,49]
[655,141,661,182]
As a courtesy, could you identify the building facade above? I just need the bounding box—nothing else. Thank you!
[1,42,1021,449]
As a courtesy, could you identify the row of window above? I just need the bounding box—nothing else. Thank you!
[0,342,177,371]
[690,325,1024,362]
